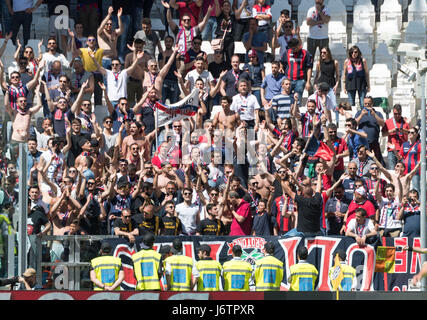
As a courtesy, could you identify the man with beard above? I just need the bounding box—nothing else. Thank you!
[70,80,100,136]
[230,79,260,129]
[196,203,226,235]
[219,55,250,98]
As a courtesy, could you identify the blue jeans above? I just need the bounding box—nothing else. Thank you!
[252,89,261,107]
[412,174,420,194]
[347,89,366,107]
[112,15,131,63]
[0,0,12,35]
[387,151,398,170]
[283,228,305,238]
[132,6,143,36]
[202,17,217,41]
[291,79,305,105]
[162,79,180,104]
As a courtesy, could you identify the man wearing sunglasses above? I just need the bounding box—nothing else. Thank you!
[382,104,410,170]
[113,208,139,243]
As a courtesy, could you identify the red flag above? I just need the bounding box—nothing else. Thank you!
[314,141,334,161]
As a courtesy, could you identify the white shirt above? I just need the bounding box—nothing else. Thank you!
[41,52,70,73]
[306,5,330,39]
[185,69,214,96]
[175,202,200,235]
[346,218,375,237]
[230,93,260,121]
[379,198,402,230]
[236,0,255,19]
[106,69,128,102]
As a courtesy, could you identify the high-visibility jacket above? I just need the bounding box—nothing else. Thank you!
[132,249,162,290]
[164,254,194,291]
[254,255,283,291]
[223,258,253,291]
[90,255,122,291]
[195,259,223,291]
[289,261,318,291]
[328,263,356,291]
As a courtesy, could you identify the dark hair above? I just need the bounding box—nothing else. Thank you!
[141,18,151,25]
[346,117,357,128]
[280,9,290,16]
[287,38,300,49]
[264,242,275,255]
[206,203,216,214]
[297,246,308,260]
[220,96,232,103]
[355,207,367,217]
[134,38,144,45]
[384,183,395,191]
[393,104,402,113]
[232,245,243,257]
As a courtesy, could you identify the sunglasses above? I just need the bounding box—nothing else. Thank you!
[112,63,120,66]
[24,51,33,54]
[11,76,20,79]
[210,193,219,196]
[105,120,112,124]
[182,19,191,22]
[69,170,77,173]
[82,103,91,106]
[409,131,417,134]
[123,215,131,219]
[87,39,96,42]
[87,182,95,185]
[193,42,202,45]
[183,192,192,196]
[371,167,378,170]
[278,170,286,174]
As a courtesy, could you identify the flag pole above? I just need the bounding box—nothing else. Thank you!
[155,102,159,152]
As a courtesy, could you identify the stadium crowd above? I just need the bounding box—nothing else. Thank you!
[0,0,424,271]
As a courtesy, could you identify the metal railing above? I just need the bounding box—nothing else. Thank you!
[30,235,119,290]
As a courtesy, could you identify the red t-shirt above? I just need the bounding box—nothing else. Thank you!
[382,117,409,152]
[331,137,348,171]
[177,1,202,27]
[229,199,252,236]
[346,199,376,227]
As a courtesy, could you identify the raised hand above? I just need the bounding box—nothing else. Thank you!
[161,0,170,9]
[117,7,123,17]
[108,6,114,16]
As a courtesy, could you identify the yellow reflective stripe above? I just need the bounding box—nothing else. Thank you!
[223,268,252,273]
[133,256,160,264]
[170,263,193,268]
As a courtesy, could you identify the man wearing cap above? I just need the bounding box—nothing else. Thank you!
[90,242,124,291]
[288,246,318,291]
[222,245,253,291]
[164,238,196,291]
[131,233,163,290]
[254,241,283,291]
[194,244,223,291]
[18,268,43,290]
[342,186,376,234]
[328,250,356,291]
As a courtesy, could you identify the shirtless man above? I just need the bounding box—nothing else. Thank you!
[97,6,124,65]
[121,121,156,161]
[153,161,185,197]
[125,38,150,106]
[143,46,179,101]
[213,95,240,130]
[253,160,275,199]
[9,88,43,143]
[367,149,420,196]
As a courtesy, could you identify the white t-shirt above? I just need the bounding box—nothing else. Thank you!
[230,93,260,121]
[306,6,330,39]
[347,218,375,237]
[106,69,128,102]
[175,202,200,235]
[236,0,255,19]
[379,198,402,230]
[41,52,70,73]
[185,69,214,96]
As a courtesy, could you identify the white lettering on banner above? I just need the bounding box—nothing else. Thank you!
[54,265,69,290]
[38,292,74,300]
[126,293,160,300]
[347,243,376,291]
[87,292,121,300]
[167,293,210,300]
[0,293,11,300]
[54,5,69,30]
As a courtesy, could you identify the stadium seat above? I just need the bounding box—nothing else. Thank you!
[298,21,309,47]
[351,23,374,52]
[327,0,347,25]
[329,21,347,48]
[234,42,246,55]
[380,0,403,31]
[376,21,401,54]
[353,0,375,30]
[374,43,395,76]
[403,21,427,49]
[408,0,427,27]
[370,64,392,92]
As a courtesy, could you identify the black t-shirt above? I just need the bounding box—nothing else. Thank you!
[295,192,323,234]
[27,208,48,235]
[161,215,182,235]
[196,218,225,235]
[252,211,274,236]
[158,52,177,81]
[208,61,230,79]
[67,132,91,167]
[134,213,164,235]
[222,69,250,97]
[113,217,138,234]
